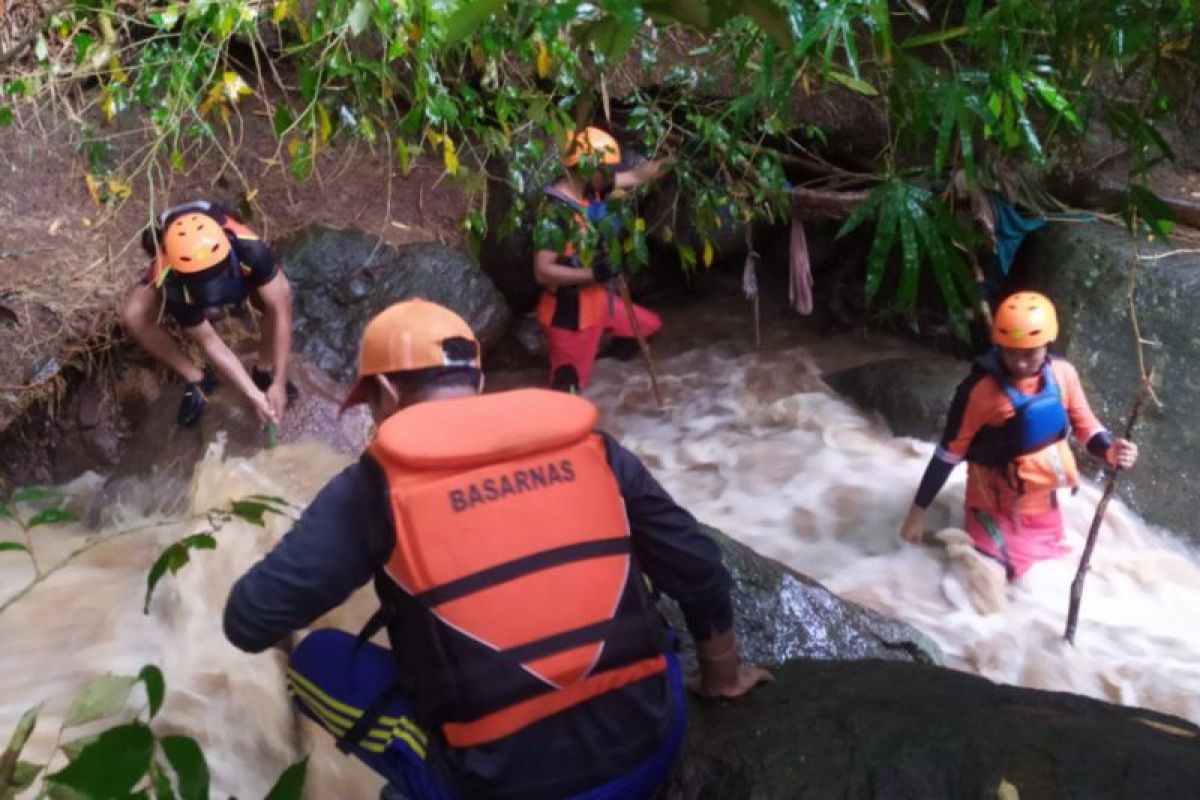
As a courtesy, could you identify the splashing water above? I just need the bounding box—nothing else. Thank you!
[2,337,1199,795]
[584,341,1200,725]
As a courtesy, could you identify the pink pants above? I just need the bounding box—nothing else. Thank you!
[543,299,661,390]
[966,505,1071,580]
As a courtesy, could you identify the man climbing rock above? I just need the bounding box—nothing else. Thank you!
[899,291,1139,605]
[533,126,673,393]
[120,200,295,427]
[223,299,770,799]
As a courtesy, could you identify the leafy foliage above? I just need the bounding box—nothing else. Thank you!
[1,0,1195,330]
[2,668,307,799]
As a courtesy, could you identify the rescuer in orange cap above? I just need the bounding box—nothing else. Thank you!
[121,200,295,427]
[533,126,675,393]
[899,291,1139,594]
[225,298,770,799]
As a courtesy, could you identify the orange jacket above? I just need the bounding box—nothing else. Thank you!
[368,388,668,747]
[939,357,1106,513]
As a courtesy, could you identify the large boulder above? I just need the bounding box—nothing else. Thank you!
[661,527,941,669]
[1013,221,1200,541]
[665,658,1200,799]
[279,227,511,382]
[824,357,966,442]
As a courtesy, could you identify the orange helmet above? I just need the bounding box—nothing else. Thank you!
[564,126,621,168]
[992,291,1058,348]
[340,299,481,412]
[162,213,232,275]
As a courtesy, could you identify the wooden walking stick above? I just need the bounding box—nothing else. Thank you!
[1064,372,1153,644]
[614,274,664,408]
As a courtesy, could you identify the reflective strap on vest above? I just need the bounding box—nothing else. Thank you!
[416,537,629,607]
[442,654,667,748]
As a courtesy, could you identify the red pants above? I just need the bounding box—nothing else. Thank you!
[966,505,1070,579]
[543,299,661,390]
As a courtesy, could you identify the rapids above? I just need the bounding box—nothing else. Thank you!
[2,333,1199,796]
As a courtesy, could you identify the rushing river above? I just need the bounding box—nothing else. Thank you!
[2,329,1198,796]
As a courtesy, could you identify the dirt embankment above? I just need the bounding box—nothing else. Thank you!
[0,99,474,489]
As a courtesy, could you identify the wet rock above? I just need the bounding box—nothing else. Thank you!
[665,658,1200,799]
[1013,221,1200,541]
[279,227,511,383]
[661,527,942,669]
[824,357,966,442]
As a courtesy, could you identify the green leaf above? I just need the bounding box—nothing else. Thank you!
[443,0,505,44]
[242,494,292,508]
[9,487,59,504]
[0,541,28,553]
[60,733,100,762]
[827,70,878,96]
[46,723,153,797]
[1014,102,1044,164]
[0,106,13,127]
[957,104,976,181]
[63,674,137,727]
[912,201,969,340]
[7,760,43,790]
[3,706,40,765]
[895,210,920,310]
[0,504,10,518]
[739,0,793,48]
[229,500,281,527]
[864,192,899,303]
[27,508,78,529]
[150,762,174,800]
[263,755,309,800]
[273,104,294,137]
[347,0,371,36]
[180,533,217,550]
[289,139,313,181]
[144,543,190,613]
[139,665,166,719]
[837,189,881,238]
[161,736,209,800]
[1127,185,1174,236]
[899,26,968,49]
[934,87,958,175]
[1026,73,1080,131]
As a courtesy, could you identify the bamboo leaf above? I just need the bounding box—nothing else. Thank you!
[1026,73,1081,130]
[934,86,958,175]
[827,70,878,96]
[864,192,900,303]
[0,542,28,553]
[896,208,920,310]
[899,25,968,49]
[957,105,976,180]
[837,187,882,238]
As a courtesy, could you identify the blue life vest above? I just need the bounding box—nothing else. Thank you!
[966,351,1069,466]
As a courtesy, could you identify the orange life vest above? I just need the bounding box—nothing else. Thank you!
[536,188,609,330]
[368,388,668,748]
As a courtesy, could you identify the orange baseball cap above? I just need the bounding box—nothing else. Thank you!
[340,299,481,413]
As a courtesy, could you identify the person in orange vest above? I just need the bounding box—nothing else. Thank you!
[899,291,1139,587]
[224,299,770,799]
[121,200,295,427]
[533,126,674,393]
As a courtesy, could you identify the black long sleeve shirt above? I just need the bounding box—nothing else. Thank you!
[223,432,732,798]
